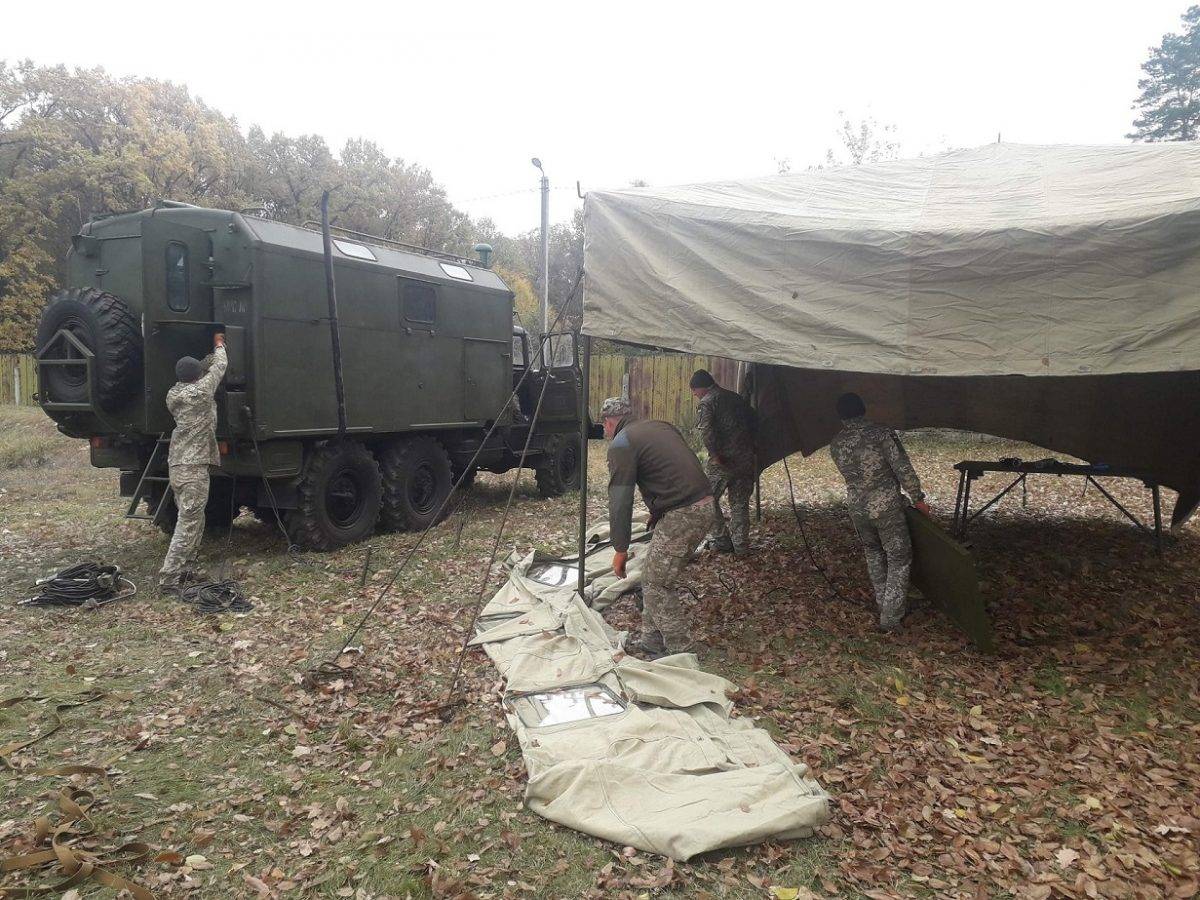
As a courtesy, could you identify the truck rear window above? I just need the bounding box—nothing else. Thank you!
[166,242,188,311]
[402,281,436,323]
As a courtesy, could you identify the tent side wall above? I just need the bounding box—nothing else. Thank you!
[753,365,1200,526]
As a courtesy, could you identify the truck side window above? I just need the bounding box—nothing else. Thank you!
[402,281,436,323]
[512,334,527,367]
[166,242,189,312]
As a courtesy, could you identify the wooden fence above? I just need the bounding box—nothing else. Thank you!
[0,348,736,431]
[589,353,741,432]
[0,353,37,406]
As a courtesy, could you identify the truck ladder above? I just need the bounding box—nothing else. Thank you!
[125,436,172,525]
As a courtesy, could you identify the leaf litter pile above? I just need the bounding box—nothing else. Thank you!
[0,417,1197,899]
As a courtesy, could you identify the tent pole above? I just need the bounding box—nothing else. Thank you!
[749,363,762,522]
[577,334,592,599]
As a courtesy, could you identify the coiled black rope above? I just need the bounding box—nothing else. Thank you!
[19,562,137,609]
[176,579,253,614]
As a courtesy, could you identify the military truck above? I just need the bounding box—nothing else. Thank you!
[34,201,589,549]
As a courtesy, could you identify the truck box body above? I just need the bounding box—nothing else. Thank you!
[65,204,514,443]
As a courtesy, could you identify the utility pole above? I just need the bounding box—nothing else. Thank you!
[532,157,550,341]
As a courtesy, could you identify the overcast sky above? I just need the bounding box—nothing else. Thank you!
[2,1,1189,233]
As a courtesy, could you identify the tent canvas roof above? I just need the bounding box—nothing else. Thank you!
[582,142,1200,378]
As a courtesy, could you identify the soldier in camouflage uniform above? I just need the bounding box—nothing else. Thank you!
[602,397,712,658]
[828,392,929,632]
[690,370,756,554]
[158,333,228,592]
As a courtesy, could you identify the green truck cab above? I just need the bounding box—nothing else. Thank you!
[35,201,590,549]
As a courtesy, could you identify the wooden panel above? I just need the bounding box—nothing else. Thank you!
[0,353,39,406]
[587,351,743,429]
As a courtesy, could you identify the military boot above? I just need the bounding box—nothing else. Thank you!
[623,638,668,661]
[158,574,184,597]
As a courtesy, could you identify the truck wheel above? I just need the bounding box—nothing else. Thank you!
[287,441,382,550]
[35,288,142,411]
[378,436,453,532]
[535,434,581,497]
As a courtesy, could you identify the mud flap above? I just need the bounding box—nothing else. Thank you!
[905,507,996,653]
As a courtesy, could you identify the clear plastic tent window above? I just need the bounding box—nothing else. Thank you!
[507,684,627,728]
[525,562,579,587]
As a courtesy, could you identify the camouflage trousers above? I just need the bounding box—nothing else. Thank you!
[849,503,913,630]
[159,464,210,585]
[641,498,710,654]
[707,460,754,553]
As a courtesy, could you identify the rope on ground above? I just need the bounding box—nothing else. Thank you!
[442,313,563,709]
[781,456,866,608]
[0,770,154,899]
[0,692,109,770]
[16,563,136,610]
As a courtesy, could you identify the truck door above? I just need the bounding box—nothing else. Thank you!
[530,332,580,423]
[464,336,510,423]
[143,216,213,323]
[512,330,533,415]
[142,216,217,433]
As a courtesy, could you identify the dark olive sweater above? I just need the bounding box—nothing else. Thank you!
[606,418,711,552]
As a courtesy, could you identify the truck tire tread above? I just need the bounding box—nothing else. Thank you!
[378,436,454,532]
[287,440,382,550]
[535,434,581,497]
[35,287,142,411]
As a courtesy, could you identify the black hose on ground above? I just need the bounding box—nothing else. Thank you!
[176,580,253,614]
[19,563,137,609]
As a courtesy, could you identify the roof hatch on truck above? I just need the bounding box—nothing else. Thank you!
[332,239,377,261]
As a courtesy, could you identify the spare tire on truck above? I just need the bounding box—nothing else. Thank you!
[35,288,142,411]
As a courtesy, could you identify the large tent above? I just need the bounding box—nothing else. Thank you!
[581,143,1200,525]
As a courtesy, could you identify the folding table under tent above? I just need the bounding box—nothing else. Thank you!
[577,142,1200,536]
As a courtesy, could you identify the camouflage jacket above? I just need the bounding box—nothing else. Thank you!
[167,347,228,468]
[695,385,756,474]
[828,417,924,517]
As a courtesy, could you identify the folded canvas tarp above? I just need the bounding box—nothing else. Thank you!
[583,143,1200,523]
[471,540,830,860]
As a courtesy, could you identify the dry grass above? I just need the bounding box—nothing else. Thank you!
[0,405,64,469]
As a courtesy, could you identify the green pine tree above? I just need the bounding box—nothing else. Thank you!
[1129,6,1200,141]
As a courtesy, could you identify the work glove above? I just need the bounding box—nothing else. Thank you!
[613,550,629,579]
